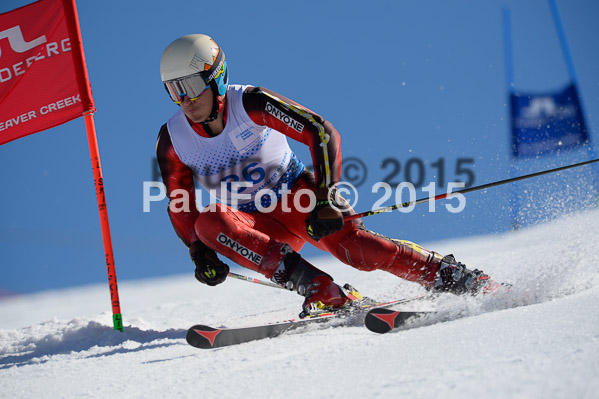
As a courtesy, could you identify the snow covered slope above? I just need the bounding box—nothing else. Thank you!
[1,210,598,398]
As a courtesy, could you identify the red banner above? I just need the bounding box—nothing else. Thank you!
[0,0,94,145]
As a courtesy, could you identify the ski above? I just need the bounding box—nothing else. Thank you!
[364,308,437,334]
[187,311,345,349]
[186,295,429,349]
[364,278,512,334]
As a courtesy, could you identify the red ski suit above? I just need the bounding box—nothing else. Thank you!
[156,86,442,285]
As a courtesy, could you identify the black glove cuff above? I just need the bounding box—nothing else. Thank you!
[189,240,209,258]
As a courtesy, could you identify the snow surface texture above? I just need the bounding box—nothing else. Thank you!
[1,210,598,398]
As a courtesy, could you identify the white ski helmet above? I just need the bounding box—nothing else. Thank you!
[160,34,229,104]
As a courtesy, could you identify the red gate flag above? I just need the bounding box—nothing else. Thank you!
[0,0,94,145]
[0,0,123,331]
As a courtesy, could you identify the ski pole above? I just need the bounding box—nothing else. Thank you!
[228,271,284,290]
[345,158,599,222]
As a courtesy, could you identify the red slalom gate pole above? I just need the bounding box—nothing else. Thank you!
[63,0,123,332]
[83,111,123,332]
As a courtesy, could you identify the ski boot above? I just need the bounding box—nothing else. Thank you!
[272,246,362,317]
[433,254,492,295]
[301,277,363,318]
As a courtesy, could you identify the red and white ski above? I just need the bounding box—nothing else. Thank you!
[186,295,429,349]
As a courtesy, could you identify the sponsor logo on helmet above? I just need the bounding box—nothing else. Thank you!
[206,55,225,82]
[189,53,204,72]
[217,233,263,265]
[265,102,304,133]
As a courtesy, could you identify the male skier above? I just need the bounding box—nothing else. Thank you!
[156,34,495,316]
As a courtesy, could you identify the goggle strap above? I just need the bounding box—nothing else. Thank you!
[200,49,224,83]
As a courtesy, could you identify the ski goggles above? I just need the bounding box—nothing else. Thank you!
[164,73,211,104]
[163,50,226,104]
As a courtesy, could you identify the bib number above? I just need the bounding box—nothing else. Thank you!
[221,163,266,192]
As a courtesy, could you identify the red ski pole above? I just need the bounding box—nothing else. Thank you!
[228,272,284,290]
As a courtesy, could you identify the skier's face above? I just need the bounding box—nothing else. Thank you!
[180,86,213,123]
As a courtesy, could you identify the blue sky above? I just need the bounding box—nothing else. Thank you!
[1,0,598,294]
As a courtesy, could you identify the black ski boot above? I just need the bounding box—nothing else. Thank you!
[271,245,361,317]
[433,254,491,295]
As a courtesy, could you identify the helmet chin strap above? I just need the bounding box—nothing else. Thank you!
[202,81,223,124]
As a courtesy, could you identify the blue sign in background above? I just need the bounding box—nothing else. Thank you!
[511,83,588,157]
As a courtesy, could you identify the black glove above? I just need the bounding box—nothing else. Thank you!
[189,241,230,286]
[306,188,344,241]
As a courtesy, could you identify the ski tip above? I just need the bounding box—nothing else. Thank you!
[364,308,400,334]
[186,325,224,349]
[365,309,432,334]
